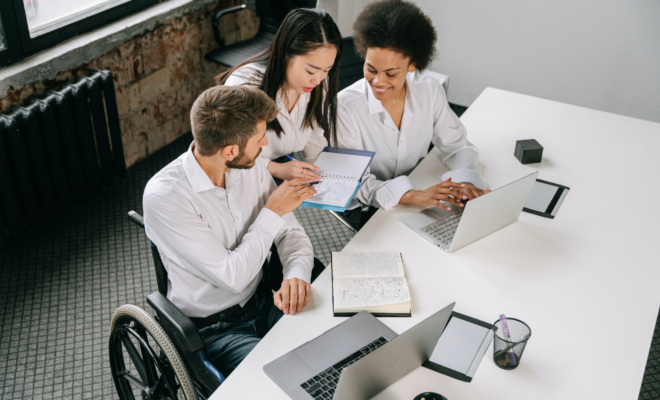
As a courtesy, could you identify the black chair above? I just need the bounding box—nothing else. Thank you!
[205,0,317,67]
[337,37,364,91]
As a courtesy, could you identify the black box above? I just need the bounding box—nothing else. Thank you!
[514,139,543,164]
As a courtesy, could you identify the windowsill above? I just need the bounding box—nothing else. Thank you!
[0,0,216,97]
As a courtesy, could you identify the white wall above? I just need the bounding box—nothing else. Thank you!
[319,0,660,123]
[317,0,371,37]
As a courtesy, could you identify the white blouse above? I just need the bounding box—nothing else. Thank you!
[224,63,328,163]
[337,71,487,210]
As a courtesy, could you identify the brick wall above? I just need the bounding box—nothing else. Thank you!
[0,1,259,167]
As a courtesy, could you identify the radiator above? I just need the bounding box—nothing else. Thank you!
[0,70,126,246]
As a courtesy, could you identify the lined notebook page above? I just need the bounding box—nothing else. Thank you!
[332,252,404,278]
[314,152,372,180]
[334,277,411,308]
[304,180,359,207]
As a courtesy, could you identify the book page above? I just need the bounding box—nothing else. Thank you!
[332,252,404,278]
[304,180,358,207]
[334,277,411,308]
[314,151,372,181]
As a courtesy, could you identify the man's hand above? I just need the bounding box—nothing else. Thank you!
[269,160,320,182]
[457,182,491,201]
[274,278,311,315]
[264,178,316,216]
[399,178,466,210]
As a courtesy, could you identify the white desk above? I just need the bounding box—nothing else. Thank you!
[210,88,660,399]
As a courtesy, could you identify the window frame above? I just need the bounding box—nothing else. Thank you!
[0,0,162,68]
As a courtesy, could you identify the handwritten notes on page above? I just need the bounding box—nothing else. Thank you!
[335,277,411,308]
[332,252,412,315]
[304,180,359,207]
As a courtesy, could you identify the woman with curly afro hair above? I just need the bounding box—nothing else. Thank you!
[337,0,490,230]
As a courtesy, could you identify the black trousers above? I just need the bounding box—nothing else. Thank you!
[338,205,378,231]
[260,245,326,293]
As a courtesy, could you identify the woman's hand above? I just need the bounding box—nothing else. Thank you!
[399,178,466,210]
[457,182,491,201]
[268,160,320,182]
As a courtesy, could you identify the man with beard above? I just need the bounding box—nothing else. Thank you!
[143,85,318,376]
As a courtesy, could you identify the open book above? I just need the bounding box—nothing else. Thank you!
[301,147,375,212]
[331,252,412,317]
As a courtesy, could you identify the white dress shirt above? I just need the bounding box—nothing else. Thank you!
[143,143,313,318]
[224,63,328,163]
[337,72,487,210]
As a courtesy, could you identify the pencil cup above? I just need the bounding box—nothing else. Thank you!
[492,318,531,370]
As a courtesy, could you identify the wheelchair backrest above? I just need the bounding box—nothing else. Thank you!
[128,211,169,296]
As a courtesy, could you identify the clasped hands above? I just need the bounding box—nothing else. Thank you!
[400,178,491,210]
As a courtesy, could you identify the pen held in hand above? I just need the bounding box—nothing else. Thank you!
[286,154,321,176]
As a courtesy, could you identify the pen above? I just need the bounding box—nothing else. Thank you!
[285,154,295,162]
[499,314,519,367]
[494,333,529,358]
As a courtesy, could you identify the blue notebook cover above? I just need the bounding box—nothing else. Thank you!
[300,147,375,212]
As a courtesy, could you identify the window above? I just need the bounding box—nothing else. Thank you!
[0,0,161,68]
[26,0,133,38]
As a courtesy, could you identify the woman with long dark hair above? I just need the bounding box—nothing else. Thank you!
[216,8,343,183]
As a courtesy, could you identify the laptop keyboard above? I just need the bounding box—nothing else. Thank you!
[421,213,461,247]
[300,336,389,399]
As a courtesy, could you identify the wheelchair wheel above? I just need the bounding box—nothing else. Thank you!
[109,305,198,400]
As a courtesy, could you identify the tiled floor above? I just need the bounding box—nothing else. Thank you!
[0,132,353,400]
[1,126,659,399]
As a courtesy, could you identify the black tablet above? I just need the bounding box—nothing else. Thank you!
[522,179,570,219]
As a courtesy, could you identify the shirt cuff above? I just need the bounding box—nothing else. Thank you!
[346,199,361,210]
[282,264,312,283]
[377,176,414,210]
[253,208,285,237]
[441,168,487,190]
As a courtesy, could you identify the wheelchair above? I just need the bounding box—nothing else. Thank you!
[109,211,225,400]
[109,211,325,399]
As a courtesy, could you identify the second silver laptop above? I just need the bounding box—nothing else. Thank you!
[402,172,538,252]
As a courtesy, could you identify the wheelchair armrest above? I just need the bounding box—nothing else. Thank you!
[147,292,205,354]
[211,4,247,47]
[127,211,145,229]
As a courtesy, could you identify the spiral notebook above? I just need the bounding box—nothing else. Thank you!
[301,147,375,212]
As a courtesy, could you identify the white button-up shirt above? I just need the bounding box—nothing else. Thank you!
[224,63,328,163]
[143,143,313,318]
[337,72,487,210]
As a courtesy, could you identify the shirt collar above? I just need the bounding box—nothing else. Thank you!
[365,74,416,115]
[182,142,217,193]
[366,79,386,115]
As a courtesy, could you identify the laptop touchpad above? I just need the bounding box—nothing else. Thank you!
[294,326,364,373]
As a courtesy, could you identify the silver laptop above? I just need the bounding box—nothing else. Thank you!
[402,172,539,252]
[264,303,455,400]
